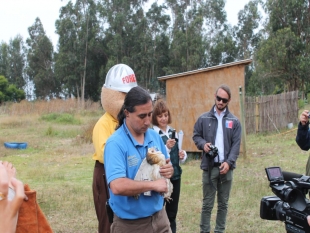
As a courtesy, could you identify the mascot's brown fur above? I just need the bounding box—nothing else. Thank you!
[101,87,126,119]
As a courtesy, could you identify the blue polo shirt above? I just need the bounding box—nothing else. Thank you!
[104,121,169,219]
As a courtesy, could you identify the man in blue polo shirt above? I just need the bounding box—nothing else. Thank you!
[104,86,174,233]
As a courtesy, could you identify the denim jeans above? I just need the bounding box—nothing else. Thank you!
[200,168,233,233]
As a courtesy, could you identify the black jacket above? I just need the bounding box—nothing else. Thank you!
[296,122,310,151]
[192,105,242,171]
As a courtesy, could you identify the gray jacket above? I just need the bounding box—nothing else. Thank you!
[192,105,241,171]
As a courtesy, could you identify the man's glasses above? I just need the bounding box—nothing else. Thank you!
[216,95,229,104]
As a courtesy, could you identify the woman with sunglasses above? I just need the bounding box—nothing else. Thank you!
[192,84,242,233]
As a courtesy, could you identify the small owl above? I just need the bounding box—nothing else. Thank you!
[134,147,173,201]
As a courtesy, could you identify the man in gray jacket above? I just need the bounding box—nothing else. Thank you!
[193,84,241,233]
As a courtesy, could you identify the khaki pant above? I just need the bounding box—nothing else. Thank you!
[111,208,171,233]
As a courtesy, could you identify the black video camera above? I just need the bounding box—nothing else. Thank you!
[260,166,310,233]
[207,144,219,159]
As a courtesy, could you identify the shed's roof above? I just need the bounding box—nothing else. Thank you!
[157,59,252,81]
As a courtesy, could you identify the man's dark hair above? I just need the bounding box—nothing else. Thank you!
[116,86,152,128]
[216,84,231,100]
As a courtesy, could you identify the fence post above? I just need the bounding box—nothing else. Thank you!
[239,86,247,158]
[255,96,259,133]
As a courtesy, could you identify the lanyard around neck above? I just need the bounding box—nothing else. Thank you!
[123,123,148,160]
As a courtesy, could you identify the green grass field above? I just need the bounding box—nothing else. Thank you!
[0,101,308,233]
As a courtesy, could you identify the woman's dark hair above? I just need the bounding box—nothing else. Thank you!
[151,99,172,126]
[116,86,152,129]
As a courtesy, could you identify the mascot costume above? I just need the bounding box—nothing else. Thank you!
[92,64,137,233]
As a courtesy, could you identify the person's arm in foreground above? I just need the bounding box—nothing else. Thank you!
[0,162,25,233]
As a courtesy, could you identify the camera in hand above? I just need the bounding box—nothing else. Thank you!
[260,166,310,233]
[171,130,176,139]
[207,144,219,159]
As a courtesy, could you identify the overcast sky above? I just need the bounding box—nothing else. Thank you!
[0,0,251,48]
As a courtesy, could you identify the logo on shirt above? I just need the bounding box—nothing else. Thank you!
[128,155,139,167]
[225,120,233,129]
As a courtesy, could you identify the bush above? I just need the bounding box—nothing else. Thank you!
[298,99,305,109]
[45,126,57,136]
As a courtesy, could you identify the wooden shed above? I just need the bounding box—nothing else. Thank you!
[157,59,252,152]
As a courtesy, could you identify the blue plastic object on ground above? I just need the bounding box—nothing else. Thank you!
[4,142,28,149]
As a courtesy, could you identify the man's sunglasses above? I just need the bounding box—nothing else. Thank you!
[216,95,229,104]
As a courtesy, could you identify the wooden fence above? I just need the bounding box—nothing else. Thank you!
[244,91,299,134]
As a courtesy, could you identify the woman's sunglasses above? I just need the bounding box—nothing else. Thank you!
[216,95,229,104]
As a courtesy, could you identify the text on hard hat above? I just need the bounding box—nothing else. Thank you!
[122,74,137,84]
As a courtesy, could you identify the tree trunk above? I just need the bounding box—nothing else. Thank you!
[81,0,90,109]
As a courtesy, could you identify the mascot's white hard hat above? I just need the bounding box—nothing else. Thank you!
[104,64,138,93]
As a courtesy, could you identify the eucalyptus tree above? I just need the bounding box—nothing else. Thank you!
[202,0,227,39]
[255,28,302,92]
[123,5,152,89]
[233,0,263,95]
[55,1,80,99]
[201,0,234,67]
[166,0,205,73]
[55,0,105,102]
[7,35,26,89]
[99,0,144,62]
[253,0,310,94]
[1,36,29,94]
[26,17,57,99]
[0,42,9,79]
[142,2,170,91]
[206,29,238,67]
[234,0,262,60]
[97,0,172,91]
